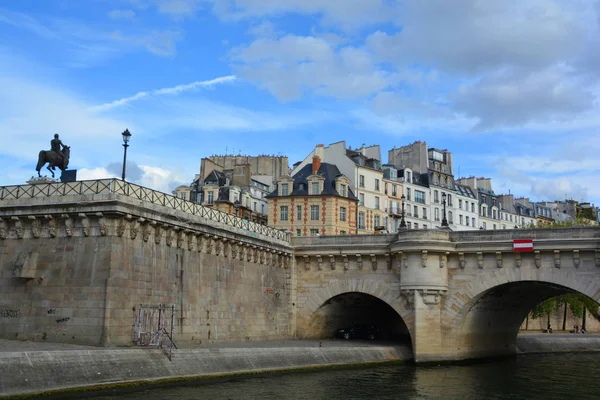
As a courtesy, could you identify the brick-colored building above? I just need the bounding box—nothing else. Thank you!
[267,156,358,236]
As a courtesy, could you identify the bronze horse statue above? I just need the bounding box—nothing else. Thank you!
[36,146,70,178]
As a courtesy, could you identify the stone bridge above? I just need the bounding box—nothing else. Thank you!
[292,229,600,362]
[1,179,599,363]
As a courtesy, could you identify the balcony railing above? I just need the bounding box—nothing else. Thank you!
[0,179,290,242]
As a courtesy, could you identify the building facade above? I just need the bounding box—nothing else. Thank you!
[267,156,358,236]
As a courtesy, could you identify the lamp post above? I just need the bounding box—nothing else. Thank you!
[400,194,407,229]
[441,192,449,227]
[121,129,132,181]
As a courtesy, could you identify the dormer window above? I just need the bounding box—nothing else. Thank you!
[339,184,346,197]
[281,183,289,196]
[311,182,320,195]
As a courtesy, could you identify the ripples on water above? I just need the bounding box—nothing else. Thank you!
[92,353,600,400]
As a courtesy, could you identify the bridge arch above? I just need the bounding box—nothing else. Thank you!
[443,266,600,359]
[296,280,414,348]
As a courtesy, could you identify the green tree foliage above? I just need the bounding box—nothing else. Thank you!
[578,207,596,221]
[530,294,599,320]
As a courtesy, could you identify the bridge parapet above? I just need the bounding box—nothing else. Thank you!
[0,179,290,243]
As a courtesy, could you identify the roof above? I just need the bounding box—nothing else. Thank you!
[266,162,358,200]
[204,170,227,186]
[455,183,476,199]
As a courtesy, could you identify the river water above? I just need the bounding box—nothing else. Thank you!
[91,353,600,400]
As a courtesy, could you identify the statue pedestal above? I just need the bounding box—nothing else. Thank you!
[27,177,58,185]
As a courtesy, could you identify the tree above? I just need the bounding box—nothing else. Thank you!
[530,294,599,331]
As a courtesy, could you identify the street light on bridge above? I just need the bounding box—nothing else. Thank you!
[121,129,132,181]
[441,192,449,227]
[400,194,407,229]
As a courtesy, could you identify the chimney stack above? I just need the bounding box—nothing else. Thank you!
[312,155,321,175]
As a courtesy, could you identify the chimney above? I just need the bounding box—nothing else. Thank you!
[312,155,321,175]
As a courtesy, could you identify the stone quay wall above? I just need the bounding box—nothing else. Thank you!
[0,190,293,347]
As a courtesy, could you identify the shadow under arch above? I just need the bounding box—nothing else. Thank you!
[446,272,600,359]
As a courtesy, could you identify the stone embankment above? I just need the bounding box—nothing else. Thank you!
[0,340,411,399]
[1,335,599,399]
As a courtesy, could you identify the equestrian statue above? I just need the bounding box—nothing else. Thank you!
[36,134,70,178]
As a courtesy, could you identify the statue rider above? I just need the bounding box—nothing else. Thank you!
[50,134,67,169]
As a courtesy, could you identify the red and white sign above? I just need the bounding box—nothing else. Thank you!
[513,239,534,252]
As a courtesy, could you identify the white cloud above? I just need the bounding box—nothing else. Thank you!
[108,9,136,20]
[88,75,236,112]
[231,35,396,101]
[77,167,117,180]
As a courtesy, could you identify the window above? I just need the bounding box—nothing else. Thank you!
[433,175,438,185]
[413,205,418,218]
[406,188,411,201]
[482,222,487,230]
[339,184,346,197]
[472,217,476,226]
[447,194,453,206]
[280,206,288,221]
[375,179,380,191]
[296,229,302,236]
[311,182,320,195]
[414,223,418,229]
[340,207,347,222]
[310,229,319,236]
[493,209,497,219]
[448,211,453,224]
[374,215,380,227]
[415,190,426,204]
[465,216,470,226]
[435,208,440,221]
[297,205,302,220]
[392,185,397,197]
[207,191,214,204]
[471,203,475,213]
[281,183,289,196]
[407,222,412,229]
[422,207,427,219]
[375,197,380,209]
[253,202,257,211]
[423,225,427,229]
[359,193,365,206]
[358,212,365,229]
[359,175,365,187]
[434,190,439,203]
[340,230,346,235]
[493,199,497,207]
[311,205,319,220]
[407,171,412,182]
[493,224,497,230]
[459,215,463,225]
[459,199,463,209]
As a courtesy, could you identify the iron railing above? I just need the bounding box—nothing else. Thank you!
[0,179,290,242]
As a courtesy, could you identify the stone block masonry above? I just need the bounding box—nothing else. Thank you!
[0,191,293,347]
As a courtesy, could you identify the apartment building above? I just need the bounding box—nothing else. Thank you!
[267,156,358,235]
[292,142,387,234]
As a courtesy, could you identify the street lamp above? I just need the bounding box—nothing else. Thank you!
[400,194,407,229]
[441,192,449,227]
[121,129,132,181]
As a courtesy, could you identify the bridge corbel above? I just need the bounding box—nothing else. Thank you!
[476,252,483,269]
[439,252,449,269]
[329,254,336,270]
[554,250,561,268]
[45,215,57,238]
[9,217,23,239]
[370,254,377,270]
[458,252,465,269]
[385,253,392,270]
[316,255,323,270]
[303,255,310,270]
[515,252,522,268]
[495,252,502,268]
[0,218,7,239]
[421,251,428,268]
[341,254,348,270]
[60,214,72,238]
[29,216,41,238]
[95,212,107,236]
[573,250,580,268]
[356,254,363,270]
[534,250,541,268]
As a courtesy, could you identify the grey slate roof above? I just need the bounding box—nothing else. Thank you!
[266,162,358,200]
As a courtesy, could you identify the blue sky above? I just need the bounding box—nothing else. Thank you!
[1,0,599,205]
